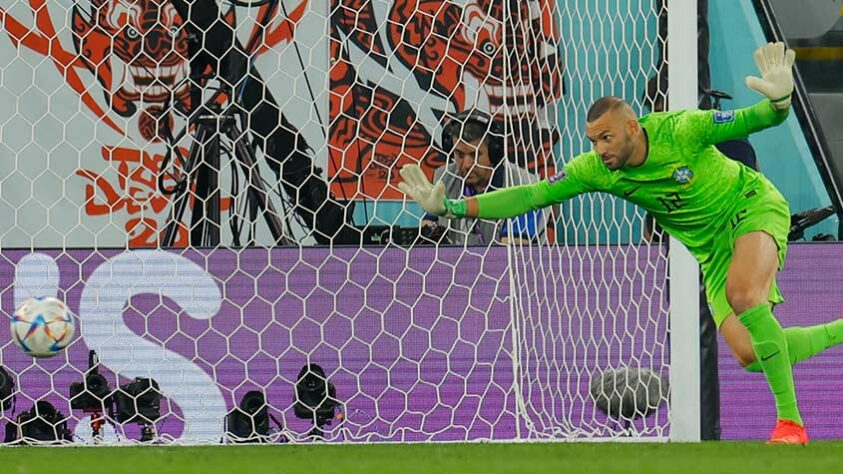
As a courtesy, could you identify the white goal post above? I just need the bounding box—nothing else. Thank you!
[667,0,702,443]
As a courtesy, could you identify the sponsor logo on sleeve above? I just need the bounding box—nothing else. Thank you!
[547,169,567,184]
[713,110,735,124]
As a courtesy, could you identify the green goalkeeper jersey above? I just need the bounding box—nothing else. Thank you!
[473,100,789,255]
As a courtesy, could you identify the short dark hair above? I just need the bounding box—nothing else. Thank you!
[444,117,490,147]
[586,96,626,122]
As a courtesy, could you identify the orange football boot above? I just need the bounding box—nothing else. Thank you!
[767,419,808,445]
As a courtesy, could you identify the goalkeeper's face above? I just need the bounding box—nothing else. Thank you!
[453,139,494,188]
[586,111,639,171]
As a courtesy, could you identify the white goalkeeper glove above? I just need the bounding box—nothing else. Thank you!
[398,164,454,217]
[745,41,796,110]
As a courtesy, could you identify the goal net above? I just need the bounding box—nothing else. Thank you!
[0,0,677,444]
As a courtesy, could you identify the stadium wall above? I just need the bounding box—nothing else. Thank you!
[0,1,834,247]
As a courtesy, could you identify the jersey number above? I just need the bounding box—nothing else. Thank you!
[657,192,686,213]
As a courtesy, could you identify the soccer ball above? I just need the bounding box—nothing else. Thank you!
[589,367,668,421]
[11,297,75,358]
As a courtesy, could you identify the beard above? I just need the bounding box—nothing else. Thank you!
[615,136,637,168]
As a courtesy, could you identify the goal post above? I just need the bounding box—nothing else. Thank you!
[667,0,702,443]
[0,0,700,444]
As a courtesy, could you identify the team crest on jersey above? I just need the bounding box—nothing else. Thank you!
[713,110,735,124]
[547,169,567,184]
[673,166,694,184]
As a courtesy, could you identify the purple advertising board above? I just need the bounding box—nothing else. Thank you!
[1,243,835,444]
[0,248,517,443]
[0,246,668,443]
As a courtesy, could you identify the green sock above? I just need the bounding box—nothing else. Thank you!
[745,319,843,372]
[738,304,802,425]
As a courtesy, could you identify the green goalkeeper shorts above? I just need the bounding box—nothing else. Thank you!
[700,183,791,328]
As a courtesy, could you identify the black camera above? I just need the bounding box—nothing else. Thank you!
[4,400,71,444]
[112,377,162,442]
[225,390,271,443]
[294,364,339,438]
[69,372,110,410]
[69,351,113,441]
[0,366,14,413]
[69,351,112,412]
[419,223,450,245]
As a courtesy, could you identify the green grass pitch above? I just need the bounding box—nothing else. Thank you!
[0,441,837,474]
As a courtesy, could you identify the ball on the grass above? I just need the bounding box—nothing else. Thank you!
[589,367,668,420]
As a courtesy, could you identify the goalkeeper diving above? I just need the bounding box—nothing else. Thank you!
[399,42,842,445]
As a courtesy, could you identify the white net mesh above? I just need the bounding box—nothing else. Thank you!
[0,0,671,444]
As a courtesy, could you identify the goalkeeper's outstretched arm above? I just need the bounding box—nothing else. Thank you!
[398,165,588,219]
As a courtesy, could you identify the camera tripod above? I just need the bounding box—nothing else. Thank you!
[160,102,295,247]
[163,0,359,247]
